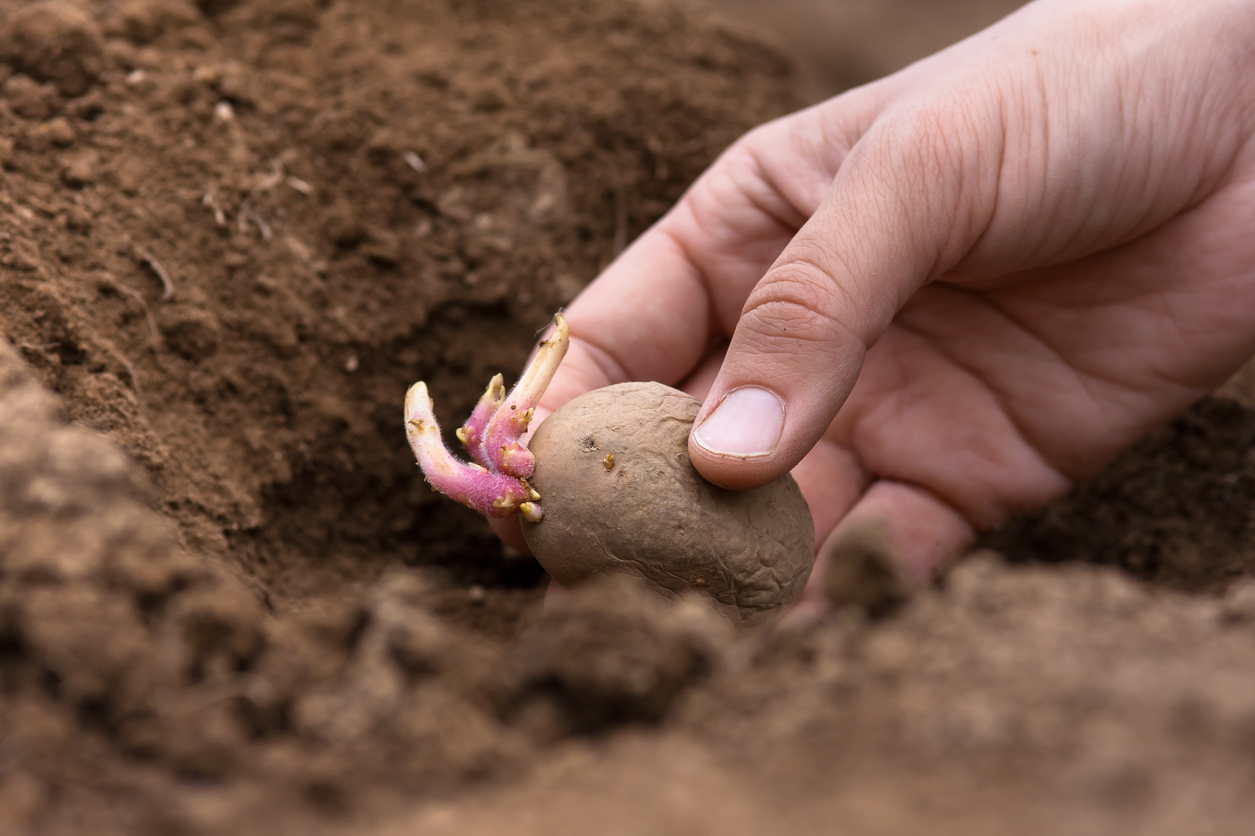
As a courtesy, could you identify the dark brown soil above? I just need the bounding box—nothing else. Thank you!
[2,1,1255,834]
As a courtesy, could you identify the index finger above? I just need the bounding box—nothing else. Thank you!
[538,227,711,414]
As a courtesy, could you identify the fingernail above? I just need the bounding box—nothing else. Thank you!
[692,387,784,458]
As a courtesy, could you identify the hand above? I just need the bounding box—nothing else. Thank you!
[500,0,1255,597]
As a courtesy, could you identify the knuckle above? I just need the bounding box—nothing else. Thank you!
[871,107,965,197]
[876,87,1000,184]
[719,123,786,181]
[860,94,1005,269]
[741,265,860,349]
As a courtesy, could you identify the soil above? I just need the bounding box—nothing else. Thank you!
[1,1,1254,834]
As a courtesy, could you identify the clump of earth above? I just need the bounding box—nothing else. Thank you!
[3,1,1255,834]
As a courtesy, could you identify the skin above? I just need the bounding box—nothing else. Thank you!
[496,0,1255,604]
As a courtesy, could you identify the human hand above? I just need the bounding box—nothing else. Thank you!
[498,0,1255,598]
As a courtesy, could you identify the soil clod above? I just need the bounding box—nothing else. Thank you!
[500,576,729,735]
[0,1,105,98]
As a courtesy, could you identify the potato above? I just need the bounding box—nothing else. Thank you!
[522,382,815,623]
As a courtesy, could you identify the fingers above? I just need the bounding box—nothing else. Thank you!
[538,90,889,419]
[802,480,975,612]
[539,229,713,415]
[689,101,1003,489]
[488,515,528,554]
[787,438,868,546]
[684,0,1244,490]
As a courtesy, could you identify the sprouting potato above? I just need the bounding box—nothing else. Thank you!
[523,381,814,623]
[404,315,815,622]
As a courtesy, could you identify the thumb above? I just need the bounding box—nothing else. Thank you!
[689,109,995,488]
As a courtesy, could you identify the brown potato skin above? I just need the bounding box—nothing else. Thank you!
[522,382,815,623]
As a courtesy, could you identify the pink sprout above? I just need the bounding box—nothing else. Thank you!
[404,315,569,522]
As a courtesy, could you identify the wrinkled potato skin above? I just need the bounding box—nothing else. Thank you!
[523,382,815,623]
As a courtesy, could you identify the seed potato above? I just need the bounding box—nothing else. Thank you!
[522,381,815,623]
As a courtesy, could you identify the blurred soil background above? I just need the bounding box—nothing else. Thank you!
[3,1,1255,835]
[695,0,1027,100]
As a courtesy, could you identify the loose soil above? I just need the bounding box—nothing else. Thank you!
[1,1,1254,834]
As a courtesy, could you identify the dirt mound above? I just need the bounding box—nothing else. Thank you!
[401,557,1255,836]
[2,0,1255,834]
